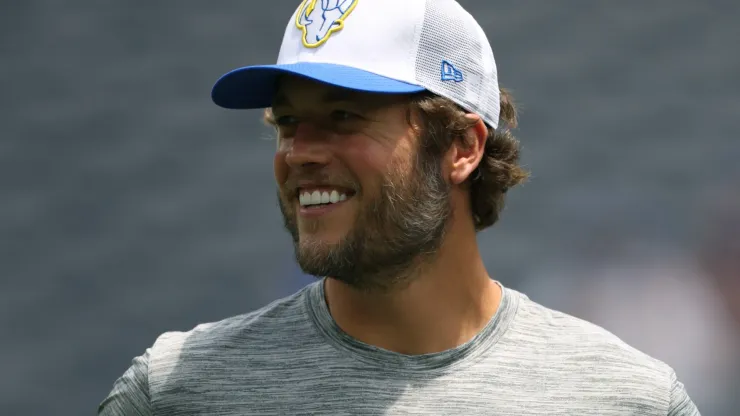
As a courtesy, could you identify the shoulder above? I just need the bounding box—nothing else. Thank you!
[502,289,700,415]
[509,288,670,370]
[149,284,314,364]
[98,285,317,415]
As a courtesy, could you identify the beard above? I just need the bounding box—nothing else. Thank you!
[278,151,452,293]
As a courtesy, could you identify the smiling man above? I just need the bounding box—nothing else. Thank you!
[99,0,700,414]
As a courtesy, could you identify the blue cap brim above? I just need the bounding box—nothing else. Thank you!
[211,62,426,109]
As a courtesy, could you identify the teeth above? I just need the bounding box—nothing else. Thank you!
[299,189,350,207]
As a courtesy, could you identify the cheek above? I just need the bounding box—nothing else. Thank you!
[345,146,384,171]
[342,129,408,173]
[341,144,390,196]
[345,134,417,199]
[274,150,289,186]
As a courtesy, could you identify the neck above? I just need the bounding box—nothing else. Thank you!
[324,217,501,355]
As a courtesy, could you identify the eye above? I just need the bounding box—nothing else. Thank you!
[330,110,361,122]
[275,115,299,127]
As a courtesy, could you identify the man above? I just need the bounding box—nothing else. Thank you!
[99,0,700,414]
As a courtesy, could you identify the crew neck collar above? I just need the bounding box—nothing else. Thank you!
[305,278,519,373]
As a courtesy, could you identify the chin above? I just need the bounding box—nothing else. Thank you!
[298,215,351,237]
[298,229,346,247]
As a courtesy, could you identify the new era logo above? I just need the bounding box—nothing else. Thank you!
[441,60,463,82]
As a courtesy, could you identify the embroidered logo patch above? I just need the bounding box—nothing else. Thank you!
[441,60,464,82]
[295,0,359,48]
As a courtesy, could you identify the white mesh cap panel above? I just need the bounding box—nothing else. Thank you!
[413,0,500,128]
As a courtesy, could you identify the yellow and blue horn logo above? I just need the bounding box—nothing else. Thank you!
[295,0,359,48]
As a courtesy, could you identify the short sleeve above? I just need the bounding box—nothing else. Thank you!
[667,370,701,416]
[98,349,153,416]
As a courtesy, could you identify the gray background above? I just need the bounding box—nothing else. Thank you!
[2,1,739,414]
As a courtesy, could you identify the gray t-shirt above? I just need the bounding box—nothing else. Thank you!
[99,280,700,415]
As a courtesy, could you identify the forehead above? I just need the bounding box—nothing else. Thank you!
[272,75,411,109]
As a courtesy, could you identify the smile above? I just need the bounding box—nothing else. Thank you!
[297,187,356,217]
[299,189,349,207]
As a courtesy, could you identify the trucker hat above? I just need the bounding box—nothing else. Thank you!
[211,0,501,128]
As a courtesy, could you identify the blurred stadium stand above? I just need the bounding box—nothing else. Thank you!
[1,1,738,414]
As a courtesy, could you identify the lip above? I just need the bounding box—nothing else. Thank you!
[298,199,350,218]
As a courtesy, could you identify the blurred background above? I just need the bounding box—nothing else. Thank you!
[2,0,738,414]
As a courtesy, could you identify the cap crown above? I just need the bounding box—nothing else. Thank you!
[276,0,500,128]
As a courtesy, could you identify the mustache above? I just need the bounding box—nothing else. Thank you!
[282,171,360,193]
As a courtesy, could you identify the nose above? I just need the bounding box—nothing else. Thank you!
[283,121,333,169]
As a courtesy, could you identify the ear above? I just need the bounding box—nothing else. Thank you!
[447,114,488,185]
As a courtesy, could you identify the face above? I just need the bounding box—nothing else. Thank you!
[272,76,452,292]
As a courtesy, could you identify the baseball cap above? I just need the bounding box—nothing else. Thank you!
[211,0,500,128]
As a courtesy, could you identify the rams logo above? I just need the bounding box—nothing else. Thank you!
[295,0,358,48]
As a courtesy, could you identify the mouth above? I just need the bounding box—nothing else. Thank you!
[296,187,356,216]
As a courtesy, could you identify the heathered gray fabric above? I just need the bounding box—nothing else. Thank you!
[98,280,700,415]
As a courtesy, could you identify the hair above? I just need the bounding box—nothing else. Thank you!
[409,88,529,231]
[263,87,529,232]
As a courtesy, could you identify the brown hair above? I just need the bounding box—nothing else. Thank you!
[409,88,529,231]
